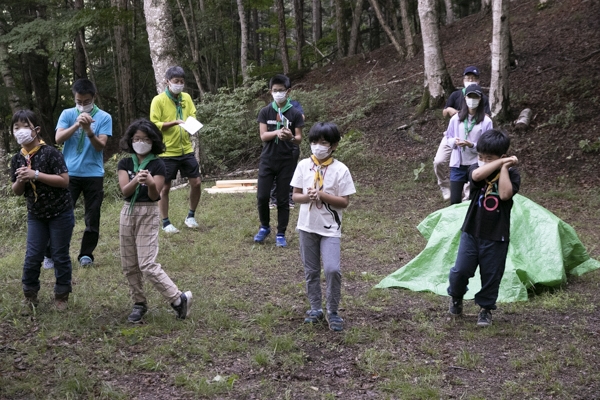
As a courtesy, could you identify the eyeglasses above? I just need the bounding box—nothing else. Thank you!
[271,89,288,93]
[132,138,152,144]
[75,100,94,106]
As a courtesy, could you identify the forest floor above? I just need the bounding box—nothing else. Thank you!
[1,0,600,399]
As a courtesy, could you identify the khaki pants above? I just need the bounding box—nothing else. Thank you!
[433,135,470,201]
[120,202,181,305]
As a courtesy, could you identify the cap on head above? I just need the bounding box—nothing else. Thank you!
[464,84,483,97]
[463,66,480,77]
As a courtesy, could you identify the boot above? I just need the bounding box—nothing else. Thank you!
[54,292,69,311]
[22,290,39,316]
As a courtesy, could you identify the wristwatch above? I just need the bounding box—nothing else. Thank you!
[34,170,39,181]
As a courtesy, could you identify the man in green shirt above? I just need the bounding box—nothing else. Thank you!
[150,66,201,233]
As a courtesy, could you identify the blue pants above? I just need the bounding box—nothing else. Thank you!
[23,208,75,294]
[447,231,509,310]
[69,176,104,261]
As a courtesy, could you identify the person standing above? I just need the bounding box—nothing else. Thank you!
[150,66,201,234]
[55,79,112,267]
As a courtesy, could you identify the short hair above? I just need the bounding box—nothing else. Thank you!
[269,74,291,90]
[165,66,185,80]
[308,122,341,145]
[120,119,166,155]
[11,110,39,134]
[72,79,97,96]
[477,129,511,157]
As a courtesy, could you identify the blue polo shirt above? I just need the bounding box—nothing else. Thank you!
[56,107,113,177]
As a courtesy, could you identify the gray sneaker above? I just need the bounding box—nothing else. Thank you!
[477,308,492,327]
[171,291,192,320]
[128,303,148,323]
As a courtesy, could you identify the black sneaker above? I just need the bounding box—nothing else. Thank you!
[171,291,193,320]
[127,303,148,323]
[326,312,344,332]
[477,308,493,327]
[303,309,324,324]
[449,297,463,316]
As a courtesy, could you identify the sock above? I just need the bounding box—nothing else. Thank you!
[162,218,171,228]
[187,210,195,218]
[172,297,182,306]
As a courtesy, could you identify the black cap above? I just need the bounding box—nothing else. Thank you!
[464,84,483,97]
[463,66,480,76]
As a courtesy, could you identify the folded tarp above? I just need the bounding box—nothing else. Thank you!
[375,194,600,302]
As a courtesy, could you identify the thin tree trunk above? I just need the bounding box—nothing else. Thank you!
[481,0,492,15]
[143,0,178,93]
[348,0,364,56]
[293,0,305,70]
[312,0,322,44]
[334,0,346,57]
[275,0,290,74]
[368,0,405,57]
[443,0,455,24]
[489,0,510,119]
[416,0,453,112]
[399,0,417,58]
[74,0,87,80]
[174,0,206,97]
[112,0,135,138]
[386,0,401,42]
[0,27,22,113]
[251,8,261,67]
[236,0,249,83]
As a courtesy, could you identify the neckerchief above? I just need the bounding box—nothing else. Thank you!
[463,115,476,140]
[128,153,157,215]
[272,100,293,143]
[165,88,184,121]
[76,105,100,154]
[20,142,46,203]
[309,155,334,210]
[484,171,500,198]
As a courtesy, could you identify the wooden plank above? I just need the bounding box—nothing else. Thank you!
[204,186,257,194]
[215,179,258,188]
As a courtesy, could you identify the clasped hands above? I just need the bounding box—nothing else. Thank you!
[136,170,153,186]
[277,127,293,141]
[15,166,32,183]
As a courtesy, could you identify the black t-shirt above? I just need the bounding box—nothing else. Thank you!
[445,89,491,115]
[10,145,72,218]
[117,157,166,202]
[257,103,305,161]
[462,164,521,242]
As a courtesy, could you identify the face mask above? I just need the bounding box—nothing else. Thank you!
[466,98,480,109]
[464,80,477,88]
[76,103,94,113]
[14,128,35,145]
[132,141,153,155]
[272,91,287,104]
[311,144,331,160]
[169,83,184,95]
[477,160,486,168]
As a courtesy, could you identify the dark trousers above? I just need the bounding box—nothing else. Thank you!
[447,231,509,310]
[257,158,296,235]
[23,209,74,294]
[69,176,104,260]
[450,165,470,205]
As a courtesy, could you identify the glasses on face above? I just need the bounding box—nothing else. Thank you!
[271,89,288,93]
[75,99,94,106]
[132,138,152,144]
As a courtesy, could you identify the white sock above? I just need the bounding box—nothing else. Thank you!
[172,297,181,306]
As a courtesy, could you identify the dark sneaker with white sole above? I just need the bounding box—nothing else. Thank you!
[171,291,193,320]
[128,303,148,323]
[449,297,463,316]
[303,309,324,324]
[326,312,344,332]
[477,308,493,327]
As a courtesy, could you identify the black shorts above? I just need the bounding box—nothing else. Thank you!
[162,153,200,181]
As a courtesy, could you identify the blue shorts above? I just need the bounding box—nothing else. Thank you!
[162,153,200,181]
[450,165,472,183]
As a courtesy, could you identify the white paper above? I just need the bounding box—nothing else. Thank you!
[180,116,203,135]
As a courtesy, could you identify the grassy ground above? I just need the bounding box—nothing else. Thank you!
[1,157,599,399]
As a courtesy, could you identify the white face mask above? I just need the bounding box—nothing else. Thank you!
[14,128,35,145]
[466,98,480,109]
[477,160,487,168]
[311,144,331,160]
[169,83,184,95]
[132,141,153,155]
[464,80,477,88]
[272,91,287,104]
[76,103,94,113]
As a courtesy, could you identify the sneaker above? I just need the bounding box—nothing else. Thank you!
[184,217,199,229]
[171,291,192,320]
[253,227,271,243]
[43,257,54,269]
[441,187,451,202]
[79,256,93,267]
[289,202,295,209]
[162,224,180,234]
[477,308,493,327]
[326,312,344,332]
[54,292,69,311]
[275,235,288,247]
[449,297,463,316]
[127,303,148,323]
[303,309,324,324]
[269,203,276,209]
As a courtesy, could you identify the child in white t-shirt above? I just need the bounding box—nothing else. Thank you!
[290,122,356,332]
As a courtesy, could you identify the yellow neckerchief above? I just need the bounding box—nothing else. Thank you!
[20,140,46,203]
[485,171,500,198]
[311,155,334,190]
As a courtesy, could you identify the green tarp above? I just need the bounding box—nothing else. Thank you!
[376,195,600,302]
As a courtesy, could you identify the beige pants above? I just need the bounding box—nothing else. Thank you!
[433,135,470,201]
[120,202,181,305]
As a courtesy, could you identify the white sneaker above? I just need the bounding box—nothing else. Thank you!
[43,257,54,269]
[184,217,199,229]
[441,187,451,202]
[162,224,180,234]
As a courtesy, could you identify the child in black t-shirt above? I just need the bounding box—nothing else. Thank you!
[447,129,520,327]
[118,119,192,323]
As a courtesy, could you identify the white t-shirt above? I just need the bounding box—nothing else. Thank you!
[290,157,356,237]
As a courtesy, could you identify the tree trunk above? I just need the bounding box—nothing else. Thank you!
[112,0,136,138]
[143,0,178,93]
[275,0,290,74]
[481,0,492,15]
[293,0,305,70]
[348,0,364,56]
[489,0,510,120]
[399,0,417,59]
[334,0,346,57]
[26,52,54,144]
[386,0,401,42]
[312,0,322,44]
[368,0,405,58]
[236,0,250,83]
[251,8,261,67]
[174,0,206,97]
[443,0,455,24]
[0,29,22,113]
[416,0,453,112]
[73,0,87,80]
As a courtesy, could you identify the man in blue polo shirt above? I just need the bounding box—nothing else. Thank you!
[52,79,112,267]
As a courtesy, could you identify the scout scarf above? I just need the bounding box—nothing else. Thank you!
[165,88,184,121]
[309,155,334,210]
[76,105,100,154]
[272,99,293,143]
[128,153,157,215]
[20,142,46,203]
[484,171,500,198]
